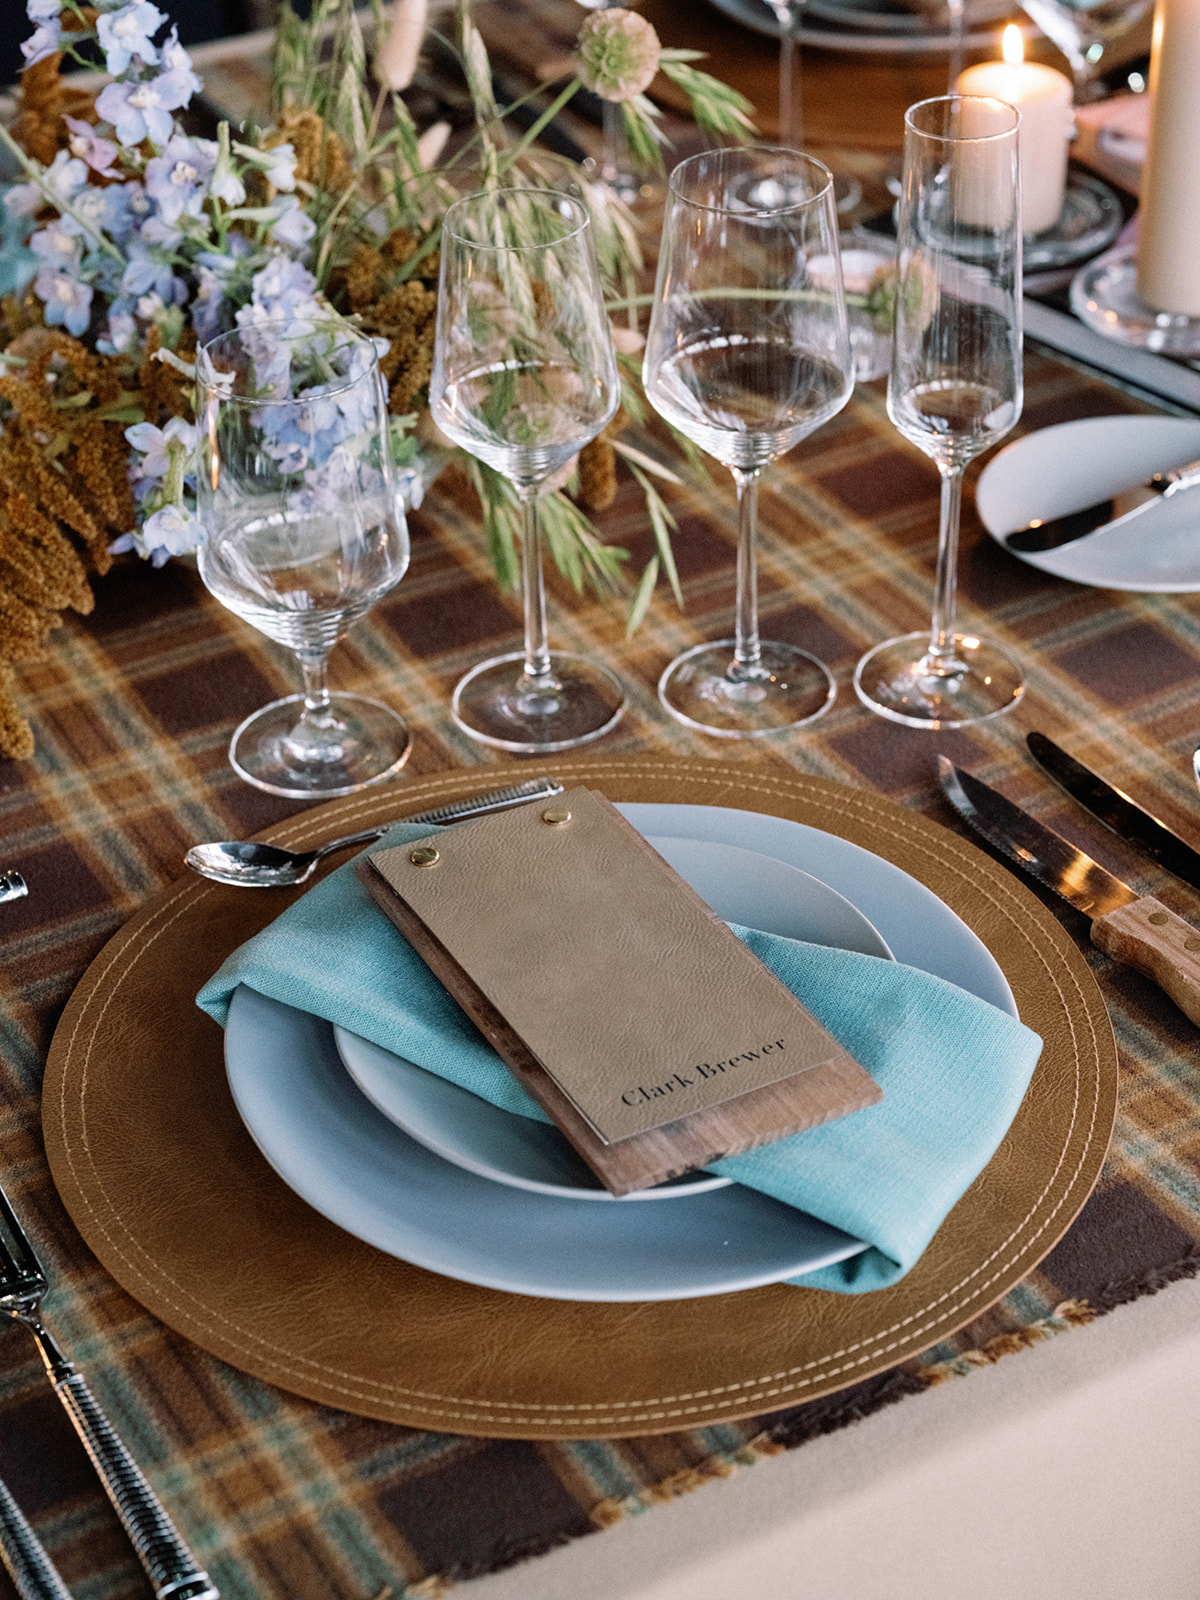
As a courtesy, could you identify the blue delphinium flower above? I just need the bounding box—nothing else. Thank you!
[268,196,316,250]
[97,301,138,354]
[96,1,166,75]
[121,237,181,303]
[144,135,218,225]
[140,502,200,562]
[63,117,120,176]
[159,29,204,103]
[29,219,81,271]
[36,268,93,336]
[20,23,61,67]
[6,150,89,219]
[95,35,201,150]
[126,416,198,495]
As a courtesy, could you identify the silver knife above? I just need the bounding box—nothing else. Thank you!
[1003,455,1200,553]
[937,757,1200,1027]
[1027,733,1200,892]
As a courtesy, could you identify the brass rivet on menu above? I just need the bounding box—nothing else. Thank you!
[1148,910,1169,925]
[410,846,440,867]
[542,808,572,826]
[1185,937,1200,953]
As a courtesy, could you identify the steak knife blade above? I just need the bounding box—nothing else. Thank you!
[1027,732,1200,892]
[937,757,1200,1026]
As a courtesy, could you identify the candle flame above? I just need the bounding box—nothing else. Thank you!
[1002,23,1024,65]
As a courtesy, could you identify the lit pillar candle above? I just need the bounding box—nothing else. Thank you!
[1137,0,1200,316]
[957,27,1073,235]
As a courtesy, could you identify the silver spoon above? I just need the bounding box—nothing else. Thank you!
[186,777,564,888]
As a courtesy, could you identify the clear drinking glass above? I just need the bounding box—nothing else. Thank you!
[1018,0,1153,99]
[195,320,411,797]
[760,1,862,215]
[643,147,854,738]
[854,95,1024,729]
[576,0,640,202]
[430,188,626,752]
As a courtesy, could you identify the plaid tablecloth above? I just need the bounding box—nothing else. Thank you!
[4,2,1200,1589]
[2,337,1199,1598]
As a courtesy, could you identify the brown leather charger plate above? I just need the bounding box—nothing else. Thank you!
[43,757,1117,1439]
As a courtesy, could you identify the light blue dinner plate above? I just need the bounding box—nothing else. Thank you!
[224,805,1014,1301]
[331,835,892,1202]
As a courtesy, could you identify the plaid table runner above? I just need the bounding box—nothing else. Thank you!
[1,339,1198,1599]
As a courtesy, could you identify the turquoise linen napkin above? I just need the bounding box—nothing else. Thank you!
[197,823,1042,1293]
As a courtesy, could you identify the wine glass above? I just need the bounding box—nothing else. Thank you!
[1018,0,1153,99]
[195,319,412,797]
[763,0,862,214]
[576,0,640,202]
[854,95,1024,730]
[430,187,626,751]
[643,147,854,738]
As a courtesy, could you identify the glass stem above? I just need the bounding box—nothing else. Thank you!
[779,23,801,148]
[519,492,556,687]
[601,99,630,191]
[731,466,764,676]
[945,0,964,91]
[284,652,346,763]
[926,463,965,670]
[300,655,334,722]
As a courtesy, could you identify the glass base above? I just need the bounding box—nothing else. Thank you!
[1023,171,1123,272]
[229,692,412,798]
[1070,244,1200,356]
[730,166,861,217]
[451,651,626,752]
[853,632,1024,729]
[658,640,836,738]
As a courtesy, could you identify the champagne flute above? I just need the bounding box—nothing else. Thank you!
[430,187,626,751]
[195,319,412,797]
[643,147,854,737]
[854,95,1024,729]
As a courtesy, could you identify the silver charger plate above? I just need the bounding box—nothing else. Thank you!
[224,805,1014,1302]
[331,835,893,1203]
[705,0,1026,55]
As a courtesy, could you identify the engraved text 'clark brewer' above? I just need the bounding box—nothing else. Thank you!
[622,1040,788,1107]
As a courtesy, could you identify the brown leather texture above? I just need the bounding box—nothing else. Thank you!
[42,757,1118,1440]
[362,787,880,1192]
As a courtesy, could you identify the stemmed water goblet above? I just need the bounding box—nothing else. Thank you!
[854,95,1024,729]
[762,0,862,214]
[643,146,854,737]
[1018,0,1153,99]
[195,319,412,797]
[576,0,640,202]
[430,187,626,751]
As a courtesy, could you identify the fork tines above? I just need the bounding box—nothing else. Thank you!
[0,1184,48,1306]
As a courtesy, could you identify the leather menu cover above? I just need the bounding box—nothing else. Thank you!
[358,787,881,1195]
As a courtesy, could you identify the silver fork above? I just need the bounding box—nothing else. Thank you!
[0,1182,218,1600]
[0,1474,72,1600]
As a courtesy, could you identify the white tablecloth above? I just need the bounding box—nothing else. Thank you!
[469,1274,1200,1600]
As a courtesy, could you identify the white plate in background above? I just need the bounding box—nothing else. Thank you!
[976,415,1200,593]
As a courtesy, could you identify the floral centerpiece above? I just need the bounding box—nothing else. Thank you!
[0,0,754,758]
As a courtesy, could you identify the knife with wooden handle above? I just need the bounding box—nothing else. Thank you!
[938,757,1200,1027]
